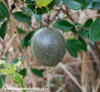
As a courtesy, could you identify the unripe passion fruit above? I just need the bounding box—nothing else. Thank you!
[31,27,66,66]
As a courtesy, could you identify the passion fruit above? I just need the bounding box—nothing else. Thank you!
[31,27,66,66]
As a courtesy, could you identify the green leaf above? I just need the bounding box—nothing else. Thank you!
[66,43,77,57]
[87,0,100,10]
[82,0,93,10]
[75,22,82,27]
[79,29,89,38]
[35,14,42,24]
[11,74,18,84]
[13,72,26,92]
[10,56,25,66]
[5,50,9,57]
[85,0,93,5]
[19,55,27,60]
[66,39,83,57]
[89,18,100,42]
[14,60,22,68]
[78,36,87,52]
[19,44,22,52]
[0,20,8,39]
[27,23,30,29]
[63,0,84,10]
[0,60,22,75]
[0,1,10,20]
[0,59,8,69]
[21,30,35,47]
[10,58,18,66]
[55,0,63,6]
[1,64,8,69]
[53,20,73,32]
[27,4,35,11]
[67,39,82,51]
[31,68,43,77]
[12,12,31,23]
[0,68,15,75]
[71,26,77,32]
[17,27,26,34]
[22,0,34,5]
[19,68,27,78]
[21,6,33,17]
[0,16,5,22]
[84,18,93,28]
[0,75,6,88]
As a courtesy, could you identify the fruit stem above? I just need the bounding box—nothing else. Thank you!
[46,6,50,16]
[46,6,51,27]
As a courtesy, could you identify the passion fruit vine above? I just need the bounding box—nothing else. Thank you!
[31,27,66,66]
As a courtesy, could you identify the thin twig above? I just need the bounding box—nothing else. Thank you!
[46,67,50,92]
[95,79,100,92]
[59,63,82,90]
[81,52,87,92]
[3,34,17,57]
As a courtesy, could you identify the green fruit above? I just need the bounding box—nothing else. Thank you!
[31,27,66,66]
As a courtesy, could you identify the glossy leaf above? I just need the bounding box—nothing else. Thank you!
[0,16,5,22]
[87,0,100,10]
[27,4,35,11]
[63,0,84,10]
[81,0,93,10]
[10,58,19,66]
[19,44,22,52]
[35,14,42,24]
[55,0,63,6]
[19,68,27,78]
[84,18,93,28]
[67,39,82,51]
[20,55,27,60]
[21,30,35,47]
[79,29,89,38]
[78,36,87,52]
[89,18,100,42]
[0,20,8,39]
[75,22,82,27]
[5,50,9,57]
[17,27,26,34]
[27,24,30,29]
[66,39,82,57]
[12,12,31,23]
[0,1,10,20]
[85,0,93,6]
[66,43,78,57]
[22,0,35,5]
[31,68,43,77]
[21,6,33,17]
[53,20,73,32]
[71,26,77,32]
